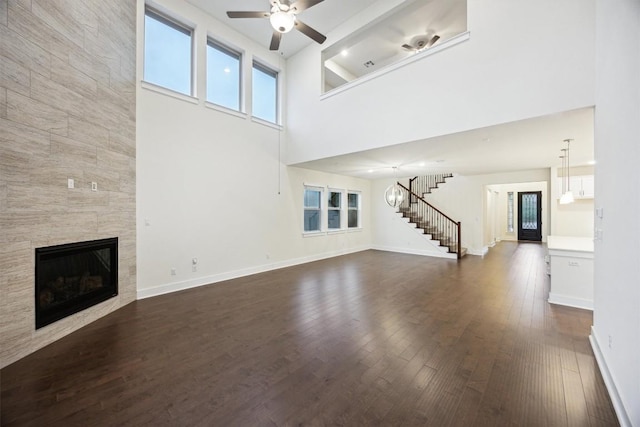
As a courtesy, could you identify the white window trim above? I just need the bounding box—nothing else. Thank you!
[204,101,248,120]
[251,58,280,125]
[303,185,324,235]
[347,190,362,230]
[143,6,196,97]
[327,188,344,231]
[302,185,363,235]
[206,37,244,112]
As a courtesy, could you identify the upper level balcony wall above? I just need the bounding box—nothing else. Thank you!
[285,0,596,165]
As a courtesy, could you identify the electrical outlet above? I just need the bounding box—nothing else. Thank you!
[91,182,98,191]
[171,268,176,276]
[608,335,613,349]
[67,178,74,189]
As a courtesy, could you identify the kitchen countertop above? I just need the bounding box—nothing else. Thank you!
[547,235,594,253]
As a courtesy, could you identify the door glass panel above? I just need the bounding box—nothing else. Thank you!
[522,193,538,230]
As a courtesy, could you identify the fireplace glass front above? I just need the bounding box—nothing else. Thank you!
[35,237,118,329]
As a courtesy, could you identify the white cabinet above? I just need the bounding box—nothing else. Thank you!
[576,175,594,198]
[547,236,594,310]
[556,175,594,199]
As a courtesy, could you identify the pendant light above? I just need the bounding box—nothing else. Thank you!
[384,167,404,208]
[560,139,574,204]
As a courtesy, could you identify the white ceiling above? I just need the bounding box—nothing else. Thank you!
[184,0,595,181]
[186,0,376,58]
[291,108,595,179]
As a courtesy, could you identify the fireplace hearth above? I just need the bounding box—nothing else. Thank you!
[35,238,118,329]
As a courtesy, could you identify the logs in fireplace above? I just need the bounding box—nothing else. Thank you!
[35,238,118,329]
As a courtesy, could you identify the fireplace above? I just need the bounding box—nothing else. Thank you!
[35,238,118,329]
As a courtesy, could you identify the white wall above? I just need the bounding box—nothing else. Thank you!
[592,0,640,425]
[286,0,595,165]
[136,0,372,298]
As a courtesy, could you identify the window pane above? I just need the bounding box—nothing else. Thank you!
[328,192,341,208]
[304,189,320,208]
[348,193,359,228]
[252,63,277,123]
[144,10,192,95]
[207,42,240,110]
[348,193,358,208]
[328,210,341,229]
[507,192,514,232]
[522,193,538,230]
[304,210,320,232]
[348,210,358,228]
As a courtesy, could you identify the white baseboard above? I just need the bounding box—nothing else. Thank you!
[467,246,489,256]
[370,245,457,260]
[548,293,593,310]
[589,327,632,427]
[137,245,371,300]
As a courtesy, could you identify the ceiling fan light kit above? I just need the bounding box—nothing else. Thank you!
[227,0,327,51]
[270,10,295,33]
[402,34,440,53]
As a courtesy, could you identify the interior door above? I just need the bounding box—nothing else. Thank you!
[518,191,542,241]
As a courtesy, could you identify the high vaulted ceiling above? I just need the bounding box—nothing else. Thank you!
[185,0,594,179]
[186,0,375,57]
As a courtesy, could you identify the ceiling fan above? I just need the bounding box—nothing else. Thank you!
[227,0,327,51]
[402,34,440,52]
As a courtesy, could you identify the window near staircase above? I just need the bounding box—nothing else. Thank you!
[328,190,342,230]
[348,192,360,228]
[507,192,514,233]
[303,187,323,232]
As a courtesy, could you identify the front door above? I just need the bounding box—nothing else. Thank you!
[518,191,542,241]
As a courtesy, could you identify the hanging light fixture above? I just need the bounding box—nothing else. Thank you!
[270,8,295,33]
[384,167,404,208]
[559,139,574,204]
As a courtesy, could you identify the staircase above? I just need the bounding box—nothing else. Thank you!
[395,176,467,259]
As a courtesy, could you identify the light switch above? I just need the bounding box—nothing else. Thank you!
[67,178,74,189]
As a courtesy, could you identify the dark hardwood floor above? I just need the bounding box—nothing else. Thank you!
[1,242,618,426]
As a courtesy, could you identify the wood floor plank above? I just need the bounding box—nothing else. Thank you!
[0,243,619,426]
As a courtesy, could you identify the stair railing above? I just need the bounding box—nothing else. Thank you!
[397,182,462,259]
[408,174,454,203]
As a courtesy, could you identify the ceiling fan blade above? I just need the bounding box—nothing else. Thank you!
[269,31,282,51]
[401,44,415,51]
[427,35,440,47]
[294,20,327,44]
[290,0,324,13]
[226,11,270,19]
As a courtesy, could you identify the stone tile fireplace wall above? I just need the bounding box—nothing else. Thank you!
[0,0,136,368]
